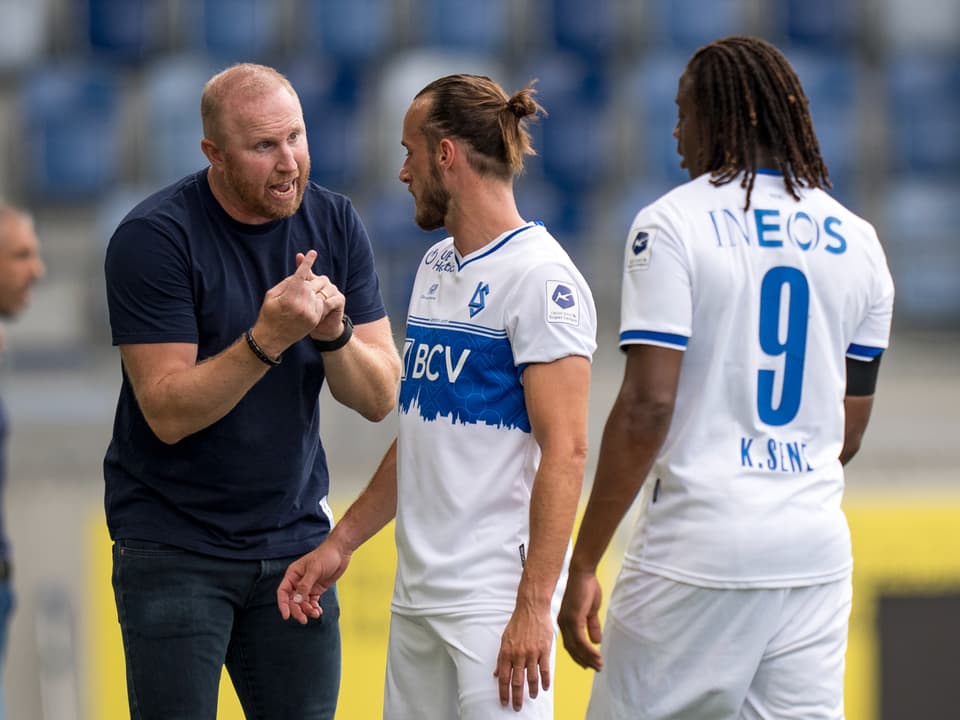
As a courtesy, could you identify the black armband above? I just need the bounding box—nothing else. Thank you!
[846,354,882,397]
[312,314,353,352]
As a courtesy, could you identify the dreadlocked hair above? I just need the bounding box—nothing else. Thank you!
[686,36,831,209]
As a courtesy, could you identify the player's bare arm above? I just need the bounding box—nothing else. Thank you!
[495,354,590,711]
[277,438,399,624]
[558,344,681,670]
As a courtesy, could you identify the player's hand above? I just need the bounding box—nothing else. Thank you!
[557,570,604,671]
[276,538,352,624]
[494,603,554,711]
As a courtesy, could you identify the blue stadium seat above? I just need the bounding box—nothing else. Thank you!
[882,180,960,326]
[141,56,219,187]
[786,49,860,200]
[514,177,584,250]
[301,0,398,65]
[618,50,690,186]
[515,52,612,194]
[181,0,281,62]
[645,0,749,52]
[83,0,167,61]
[771,0,863,49]
[413,0,511,54]
[19,63,122,201]
[547,0,622,59]
[887,53,960,177]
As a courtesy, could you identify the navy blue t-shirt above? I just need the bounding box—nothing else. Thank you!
[103,170,387,559]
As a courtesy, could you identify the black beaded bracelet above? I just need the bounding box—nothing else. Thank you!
[312,314,353,352]
[244,329,281,366]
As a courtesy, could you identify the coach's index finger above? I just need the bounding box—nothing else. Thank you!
[294,249,318,279]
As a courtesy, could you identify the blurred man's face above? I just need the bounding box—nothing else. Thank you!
[0,213,45,318]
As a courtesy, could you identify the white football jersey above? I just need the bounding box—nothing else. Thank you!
[393,221,597,615]
[619,171,894,588]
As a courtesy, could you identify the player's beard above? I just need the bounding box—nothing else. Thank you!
[225,156,311,221]
[413,160,450,231]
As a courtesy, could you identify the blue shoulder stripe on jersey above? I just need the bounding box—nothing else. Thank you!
[847,343,884,359]
[620,330,689,348]
[756,168,782,176]
[457,221,543,270]
[408,316,508,339]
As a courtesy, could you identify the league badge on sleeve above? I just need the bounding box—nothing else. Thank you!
[626,227,656,272]
[545,280,580,325]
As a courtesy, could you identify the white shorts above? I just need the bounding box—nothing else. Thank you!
[383,610,556,720]
[587,568,852,720]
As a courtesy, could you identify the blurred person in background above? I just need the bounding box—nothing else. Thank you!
[558,36,895,719]
[0,202,45,720]
[279,74,597,718]
[103,63,400,720]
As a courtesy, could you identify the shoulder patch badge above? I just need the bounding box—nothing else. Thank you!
[545,280,580,325]
[626,227,656,272]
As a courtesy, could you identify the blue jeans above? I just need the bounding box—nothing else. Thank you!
[0,578,14,720]
[112,539,340,720]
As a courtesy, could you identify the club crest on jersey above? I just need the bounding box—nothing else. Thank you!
[469,281,490,317]
[545,281,579,325]
[627,227,656,272]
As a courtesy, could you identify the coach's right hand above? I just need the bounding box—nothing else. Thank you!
[557,569,605,671]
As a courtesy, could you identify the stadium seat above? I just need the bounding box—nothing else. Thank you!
[887,52,960,177]
[882,180,960,326]
[0,0,50,70]
[515,176,584,250]
[514,51,612,194]
[19,63,122,201]
[140,55,218,187]
[617,50,690,186]
[413,0,511,55]
[546,0,623,59]
[301,0,398,65]
[877,0,960,52]
[770,0,863,49]
[644,0,749,52]
[786,49,860,201]
[83,0,167,61]
[181,0,281,62]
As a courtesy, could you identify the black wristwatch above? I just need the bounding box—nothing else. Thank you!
[312,315,353,352]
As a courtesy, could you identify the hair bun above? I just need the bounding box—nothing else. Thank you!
[507,93,535,118]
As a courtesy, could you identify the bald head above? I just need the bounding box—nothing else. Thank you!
[201,63,300,147]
